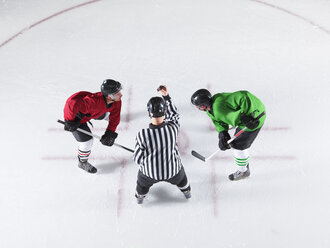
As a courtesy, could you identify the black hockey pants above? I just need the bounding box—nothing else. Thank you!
[136,167,190,195]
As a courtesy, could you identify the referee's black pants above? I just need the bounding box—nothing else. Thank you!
[136,167,190,196]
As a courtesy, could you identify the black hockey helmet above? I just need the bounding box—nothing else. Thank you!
[147,97,166,117]
[191,89,212,108]
[101,79,122,97]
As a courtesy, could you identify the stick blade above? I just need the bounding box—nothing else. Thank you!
[191,150,206,162]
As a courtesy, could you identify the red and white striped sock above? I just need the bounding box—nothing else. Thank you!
[77,139,93,162]
[78,149,91,162]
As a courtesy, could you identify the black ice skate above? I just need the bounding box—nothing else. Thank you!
[228,164,250,181]
[135,193,145,204]
[183,190,191,199]
[78,160,97,173]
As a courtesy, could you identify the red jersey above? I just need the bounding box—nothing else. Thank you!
[64,91,121,132]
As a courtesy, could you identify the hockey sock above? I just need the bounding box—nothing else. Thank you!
[233,149,249,172]
[78,149,91,162]
[77,139,93,162]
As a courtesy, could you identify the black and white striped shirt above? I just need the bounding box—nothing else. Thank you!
[133,95,182,180]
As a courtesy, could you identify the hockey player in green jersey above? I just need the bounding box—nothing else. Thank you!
[191,89,266,180]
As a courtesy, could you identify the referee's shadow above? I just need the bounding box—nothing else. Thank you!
[146,187,189,206]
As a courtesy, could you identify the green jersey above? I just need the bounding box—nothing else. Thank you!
[206,90,266,133]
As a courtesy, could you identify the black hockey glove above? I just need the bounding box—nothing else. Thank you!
[218,131,231,151]
[100,130,118,146]
[64,119,80,132]
[240,114,260,130]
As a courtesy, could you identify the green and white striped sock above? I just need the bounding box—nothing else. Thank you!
[234,156,249,172]
[233,149,250,172]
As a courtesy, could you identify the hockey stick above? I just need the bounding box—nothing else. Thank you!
[57,119,134,153]
[191,127,247,162]
[191,112,265,162]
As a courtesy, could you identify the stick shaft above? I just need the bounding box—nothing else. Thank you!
[227,127,248,144]
[204,127,248,161]
[205,149,220,161]
[57,119,134,153]
[193,111,265,162]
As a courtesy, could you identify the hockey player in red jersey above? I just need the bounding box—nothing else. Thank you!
[63,79,123,173]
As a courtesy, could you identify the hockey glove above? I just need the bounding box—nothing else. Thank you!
[100,130,118,146]
[64,119,80,132]
[218,131,231,151]
[240,114,260,130]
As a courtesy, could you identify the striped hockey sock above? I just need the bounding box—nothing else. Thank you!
[234,156,249,172]
[233,149,250,172]
[77,139,93,162]
[78,149,91,162]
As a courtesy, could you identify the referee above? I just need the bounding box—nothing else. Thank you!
[133,85,191,204]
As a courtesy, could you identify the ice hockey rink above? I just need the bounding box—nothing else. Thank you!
[1,0,330,247]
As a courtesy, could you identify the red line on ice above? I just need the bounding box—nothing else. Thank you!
[211,161,218,217]
[118,85,133,131]
[249,0,330,36]
[212,155,296,161]
[117,159,127,218]
[50,125,291,132]
[0,0,101,48]
[41,155,296,161]
[41,155,128,161]
[178,130,190,156]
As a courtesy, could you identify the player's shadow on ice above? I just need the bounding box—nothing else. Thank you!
[96,161,123,174]
[146,187,189,206]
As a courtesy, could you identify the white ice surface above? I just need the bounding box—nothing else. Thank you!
[1,0,330,247]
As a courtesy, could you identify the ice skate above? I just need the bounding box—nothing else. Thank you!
[182,190,191,199]
[78,160,97,173]
[228,164,250,181]
[135,193,145,204]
